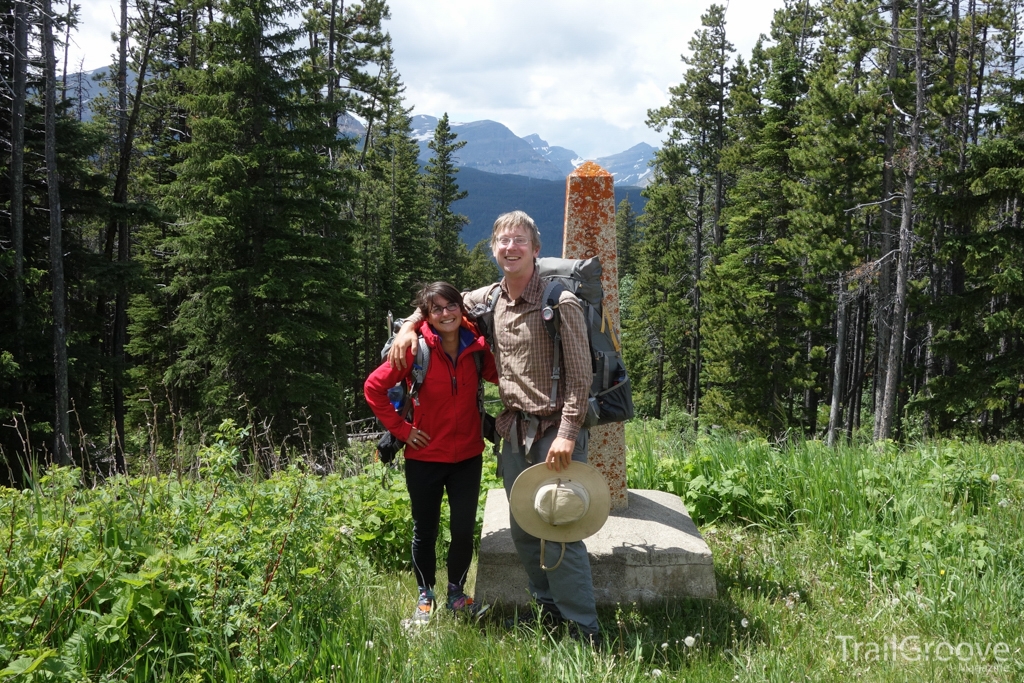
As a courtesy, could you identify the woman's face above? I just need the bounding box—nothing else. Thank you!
[427,296,462,336]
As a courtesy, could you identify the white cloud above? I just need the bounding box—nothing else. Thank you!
[69,0,784,158]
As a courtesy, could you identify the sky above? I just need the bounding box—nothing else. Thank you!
[68,0,785,159]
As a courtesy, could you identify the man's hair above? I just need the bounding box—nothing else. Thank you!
[491,210,542,253]
[414,281,464,319]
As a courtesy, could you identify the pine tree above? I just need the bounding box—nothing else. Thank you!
[622,178,695,420]
[463,238,500,290]
[615,198,640,279]
[350,50,432,390]
[701,1,825,434]
[636,3,735,423]
[161,0,357,446]
[788,0,890,441]
[922,0,1024,434]
[424,112,468,286]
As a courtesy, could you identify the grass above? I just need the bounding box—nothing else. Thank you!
[1,422,1021,681]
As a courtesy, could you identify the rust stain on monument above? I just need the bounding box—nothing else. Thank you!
[563,161,627,510]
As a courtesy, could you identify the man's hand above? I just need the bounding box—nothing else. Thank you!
[387,320,420,369]
[545,436,575,472]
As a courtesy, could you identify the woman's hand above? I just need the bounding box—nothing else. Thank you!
[407,427,431,450]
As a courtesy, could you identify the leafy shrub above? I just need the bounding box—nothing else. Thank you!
[625,427,1019,582]
[0,422,380,680]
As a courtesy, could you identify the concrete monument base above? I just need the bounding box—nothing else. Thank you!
[474,488,717,606]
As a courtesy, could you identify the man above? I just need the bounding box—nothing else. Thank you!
[388,210,600,644]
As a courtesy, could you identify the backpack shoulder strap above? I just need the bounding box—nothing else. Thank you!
[397,336,430,421]
[473,349,486,418]
[409,336,430,399]
[540,279,567,408]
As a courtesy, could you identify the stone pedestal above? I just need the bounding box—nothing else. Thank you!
[474,488,717,607]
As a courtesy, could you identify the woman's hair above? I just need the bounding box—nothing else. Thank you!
[414,281,464,319]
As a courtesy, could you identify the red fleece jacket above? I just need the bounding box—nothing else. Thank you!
[364,319,498,464]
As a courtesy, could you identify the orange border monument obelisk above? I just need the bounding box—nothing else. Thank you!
[562,162,628,510]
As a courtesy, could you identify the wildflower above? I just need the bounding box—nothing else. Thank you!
[990,473,1000,483]
[661,642,669,650]
[998,499,1009,508]
[651,670,663,678]
[684,636,696,647]
[940,569,945,576]
[740,618,749,628]
[366,640,374,649]
[340,525,353,536]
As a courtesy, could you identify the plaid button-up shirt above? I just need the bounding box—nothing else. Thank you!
[464,265,591,444]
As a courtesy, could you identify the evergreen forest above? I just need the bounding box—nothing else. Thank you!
[2,0,1024,484]
[622,0,1024,444]
[0,0,499,483]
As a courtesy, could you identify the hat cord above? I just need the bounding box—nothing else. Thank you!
[539,479,566,571]
[539,538,566,571]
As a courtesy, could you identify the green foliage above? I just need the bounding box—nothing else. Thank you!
[615,198,640,278]
[0,422,375,679]
[150,0,359,445]
[625,423,1022,584]
[424,113,469,287]
[462,239,500,291]
[701,3,826,436]
[2,421,1023,681]
[350,53,434,391]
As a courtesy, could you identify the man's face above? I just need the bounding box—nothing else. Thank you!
[493,225,540,278]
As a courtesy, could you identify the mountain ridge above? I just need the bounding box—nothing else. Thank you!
[410,114,656,187]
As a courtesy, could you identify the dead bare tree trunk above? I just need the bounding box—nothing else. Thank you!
[878,0,926,440]
[11,0,29,359]
[874,0,901,439]
[827,276,849,446]
[101,0,160,474]
[43,0,71,465]
[693,186,704,430]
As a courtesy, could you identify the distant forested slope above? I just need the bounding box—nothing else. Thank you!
[454,168,647,256]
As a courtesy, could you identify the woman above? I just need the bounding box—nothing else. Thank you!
[364,282,498,624]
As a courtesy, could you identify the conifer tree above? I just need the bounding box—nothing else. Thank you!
[161,0,357,446]
[701,1,824,434]
[615,198,640,279]
[424,113,469,286]
[636,4,735,424]
[463,239,500,289]
[351,51,432,386]
[789,0,889,440]
[622,180,695,420]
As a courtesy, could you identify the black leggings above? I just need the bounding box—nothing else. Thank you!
[404,454,483,591]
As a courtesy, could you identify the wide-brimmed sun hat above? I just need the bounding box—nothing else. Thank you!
[510,461,610,545]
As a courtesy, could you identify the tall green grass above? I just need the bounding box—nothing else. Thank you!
[2,422,1021,681]
[625,423,1024,681]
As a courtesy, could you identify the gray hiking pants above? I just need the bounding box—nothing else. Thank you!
[501,426,599,635]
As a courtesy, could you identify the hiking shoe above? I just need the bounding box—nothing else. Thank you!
[567,622,603,649]
[446,585,489,618]
[410,589,434,625]
[502,602,563,630]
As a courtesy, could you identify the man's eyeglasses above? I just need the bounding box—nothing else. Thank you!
[496,236,530,247]
[430,302,461,316]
